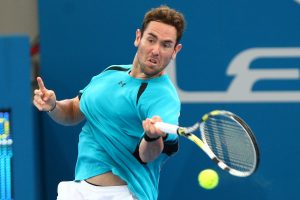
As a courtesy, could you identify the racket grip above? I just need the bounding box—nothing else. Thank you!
[154,122,179,134]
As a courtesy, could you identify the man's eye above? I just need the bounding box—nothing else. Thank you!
[163,43,172,48]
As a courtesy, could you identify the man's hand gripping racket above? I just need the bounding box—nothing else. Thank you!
[155,110,260,177]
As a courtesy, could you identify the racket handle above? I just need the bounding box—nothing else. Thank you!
[154,122,179,134]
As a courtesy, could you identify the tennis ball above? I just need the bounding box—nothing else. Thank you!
[198,169,219,190]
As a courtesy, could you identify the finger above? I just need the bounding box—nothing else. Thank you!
[146,118,153,129]
[37,77,47,92]
[34,89,43,96]
[33,94,41,102]
[43,90,54,101]
[33,99,44,111]
[143,120,149,132]
[34,95,45,106]
[151,116,162,123]
[146,119,161,135]
[148,124,157,134]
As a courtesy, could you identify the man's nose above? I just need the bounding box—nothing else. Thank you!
[151,43,160,55]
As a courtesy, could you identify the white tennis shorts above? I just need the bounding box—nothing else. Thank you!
[57,181,137,200]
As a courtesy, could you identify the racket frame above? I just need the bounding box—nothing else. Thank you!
[155,110,260,177]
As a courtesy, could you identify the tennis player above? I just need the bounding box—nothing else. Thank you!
[33,5,185,200]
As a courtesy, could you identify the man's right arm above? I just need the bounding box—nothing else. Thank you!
[33,77,85,126]
[47,97,85,126]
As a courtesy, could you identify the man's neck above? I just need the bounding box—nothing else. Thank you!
[130,54,164,79]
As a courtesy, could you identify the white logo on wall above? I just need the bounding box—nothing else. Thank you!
[167,48,300,103]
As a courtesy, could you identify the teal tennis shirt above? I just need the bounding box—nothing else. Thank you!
[75,65,180,200]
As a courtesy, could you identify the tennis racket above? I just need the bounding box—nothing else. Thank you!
[155,110,260,177]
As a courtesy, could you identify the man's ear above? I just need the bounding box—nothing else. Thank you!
[134,29,141,47]
[172,44,182,59]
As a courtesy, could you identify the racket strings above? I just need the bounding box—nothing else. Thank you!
[203,116,256,172]
[207,118,247,133]
[206,140,254,171]
[205,134,254,167]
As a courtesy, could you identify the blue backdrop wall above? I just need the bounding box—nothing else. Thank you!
[0,36,41,200]
[38,0,300,199]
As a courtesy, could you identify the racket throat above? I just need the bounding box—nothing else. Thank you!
[212,157,230,172]
[177,123,199,136]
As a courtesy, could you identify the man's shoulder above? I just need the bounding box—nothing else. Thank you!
[142,76,180,103]
[102,65,132,73]
[147,75,178,94]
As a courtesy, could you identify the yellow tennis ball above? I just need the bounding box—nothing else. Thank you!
[198,169,219,190]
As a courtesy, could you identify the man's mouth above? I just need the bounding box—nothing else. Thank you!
[148,58,158,65]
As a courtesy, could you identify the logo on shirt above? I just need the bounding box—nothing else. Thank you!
[118,81,126,87]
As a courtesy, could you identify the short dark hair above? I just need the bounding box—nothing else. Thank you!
[141,5,186,44]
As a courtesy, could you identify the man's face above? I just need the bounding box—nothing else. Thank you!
[134,21,182,78]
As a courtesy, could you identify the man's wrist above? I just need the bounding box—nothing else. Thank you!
[47,101,57,113]
[143,134,161,142]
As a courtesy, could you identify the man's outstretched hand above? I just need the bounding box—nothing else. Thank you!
[33,77,57,112]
